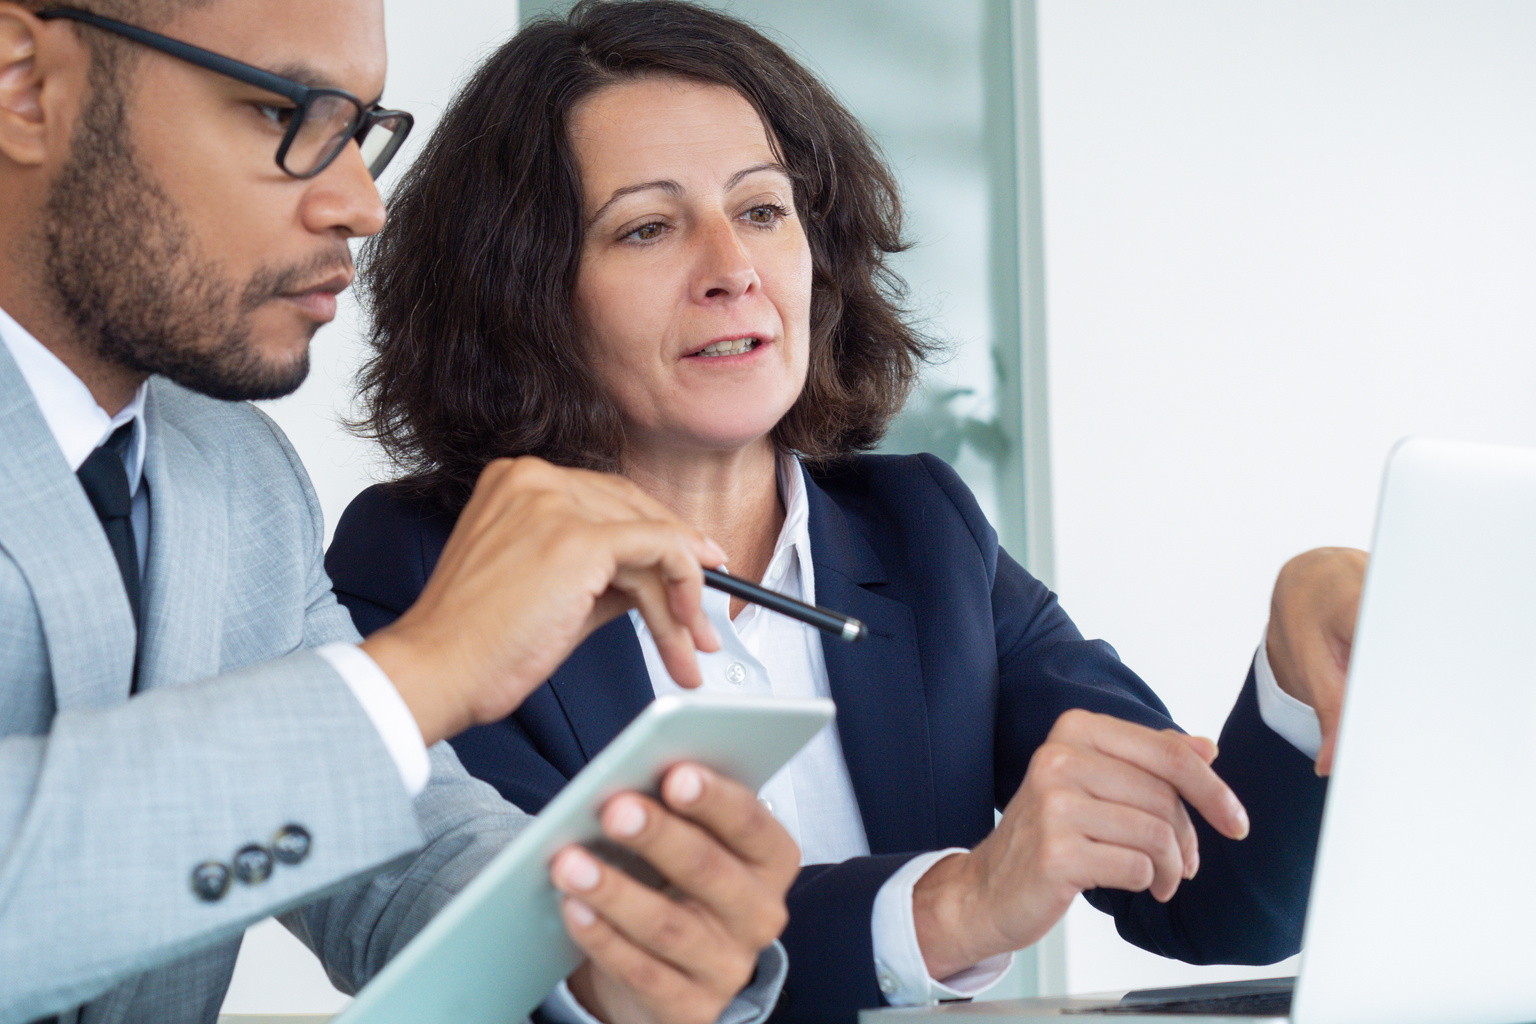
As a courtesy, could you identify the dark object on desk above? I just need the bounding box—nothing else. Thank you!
[703,567,867,642]
[1065,978,1295,1017]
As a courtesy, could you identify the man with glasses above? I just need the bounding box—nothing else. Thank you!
[0,1,797,1021]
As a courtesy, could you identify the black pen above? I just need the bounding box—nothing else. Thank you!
[702,567,867,643]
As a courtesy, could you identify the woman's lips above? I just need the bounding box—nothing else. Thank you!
[687,336,765,358]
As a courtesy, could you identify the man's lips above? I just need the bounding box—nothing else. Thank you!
[278,272,352,323]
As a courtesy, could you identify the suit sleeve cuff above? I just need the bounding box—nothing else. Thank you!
[316,641,432,796]
[871,849,1013,1005]
[537,942,788,1024]
[1252,629,1323,760]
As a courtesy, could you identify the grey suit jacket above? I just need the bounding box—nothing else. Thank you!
[0,343,529,1023]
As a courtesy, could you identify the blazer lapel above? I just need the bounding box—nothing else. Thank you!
[805,469,939,856]
[0,345,136,708]
[135,381,226,690]
[545,615,654,762]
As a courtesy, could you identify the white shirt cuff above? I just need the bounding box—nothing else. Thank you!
[315,642,432,797]
[1252,629,1323,760]
[537,942,788,1024]
[871,849,1013,1006]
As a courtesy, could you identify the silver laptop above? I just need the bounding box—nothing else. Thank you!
[863,437,1536,1024]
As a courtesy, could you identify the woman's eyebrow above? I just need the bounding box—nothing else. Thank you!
[727,162,791,189]
[586,163,792,227]
[588,180,682,227]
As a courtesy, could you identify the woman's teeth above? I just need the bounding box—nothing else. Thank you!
[695,337,759,357]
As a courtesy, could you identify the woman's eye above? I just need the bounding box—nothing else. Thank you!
[256,104,298,129]
[624,222,666,242]
[745,204,787,226]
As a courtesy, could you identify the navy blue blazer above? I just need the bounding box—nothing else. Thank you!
[327,454,1326,1023]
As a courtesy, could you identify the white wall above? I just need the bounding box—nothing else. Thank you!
[228,0,1536,1011]
[1037,0,1536,996]
[221,1,522,1014]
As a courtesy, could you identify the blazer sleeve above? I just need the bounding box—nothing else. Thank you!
[947,460,1328,966]
[0,425,527,1022]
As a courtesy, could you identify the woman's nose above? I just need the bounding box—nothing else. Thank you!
[691,216,760,301]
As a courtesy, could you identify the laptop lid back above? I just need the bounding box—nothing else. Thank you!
[1293,438,1536,1024]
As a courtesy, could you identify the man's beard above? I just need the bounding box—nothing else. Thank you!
[41,79,342,402]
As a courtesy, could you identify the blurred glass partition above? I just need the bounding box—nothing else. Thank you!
[520,0,1047,568]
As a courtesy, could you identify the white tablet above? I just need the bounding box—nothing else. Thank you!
[336,693,836,1024]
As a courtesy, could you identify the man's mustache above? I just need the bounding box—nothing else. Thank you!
[242,249,356,309]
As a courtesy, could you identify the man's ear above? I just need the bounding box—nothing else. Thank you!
[0,3,86,168]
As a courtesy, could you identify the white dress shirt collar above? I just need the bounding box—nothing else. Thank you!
[0,304,148,491]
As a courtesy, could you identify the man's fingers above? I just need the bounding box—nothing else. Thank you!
[595,520,723,685]
[660,765,801,890]
[613,567,706,689]
[592,782,791,948]
[552,846,753,995]
[561,897,728,1024]
[1058,711,1249,840]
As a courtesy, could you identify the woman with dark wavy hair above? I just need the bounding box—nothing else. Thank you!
[327,2,1330,1019]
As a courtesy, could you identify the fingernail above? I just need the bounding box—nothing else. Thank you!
[565,898,596,927]
[704,618,723,650]
[1185,852,1199,879]
[1233,804,1251,840]
[708,542,728,565]
[668,765,704,805]
[556,849,601,891]
[607,798,647,838]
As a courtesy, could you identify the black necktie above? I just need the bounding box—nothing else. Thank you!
[77,422,141,686]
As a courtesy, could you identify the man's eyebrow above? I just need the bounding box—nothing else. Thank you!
[586,164,792,227]
[271,63,385,106]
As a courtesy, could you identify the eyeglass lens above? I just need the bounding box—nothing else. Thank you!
[358,114,410,178]
[284,94,409,179]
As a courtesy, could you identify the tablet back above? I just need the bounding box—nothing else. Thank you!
[336,693,835,1024]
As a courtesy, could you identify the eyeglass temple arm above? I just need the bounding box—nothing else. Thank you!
[36,7,309,104]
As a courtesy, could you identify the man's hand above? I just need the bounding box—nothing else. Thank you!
[911,710,1249,979]
[1266,547,1369,776]
[551,765,798,1024]
[361,457,726,746]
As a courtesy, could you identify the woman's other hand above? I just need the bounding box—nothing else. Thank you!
[909,710,1247,979]
[1266,547,1369,776]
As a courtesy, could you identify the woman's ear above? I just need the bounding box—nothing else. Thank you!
[0,4,86,169]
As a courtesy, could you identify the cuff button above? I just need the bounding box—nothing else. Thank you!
[191,861,232,902]
[233,844,274,885]
[272,824,312,865]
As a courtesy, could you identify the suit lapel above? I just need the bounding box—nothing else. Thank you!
[545,615,654,761]
[805,469,939,856]
[135,381,227,691]
[0,345,136,707]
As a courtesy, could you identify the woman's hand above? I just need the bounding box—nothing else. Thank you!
[554,764,799,1024]
[1266,547,1369,776]
[910,710,1248,979]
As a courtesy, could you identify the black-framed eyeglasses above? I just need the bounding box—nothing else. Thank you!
[37,7,413,180]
